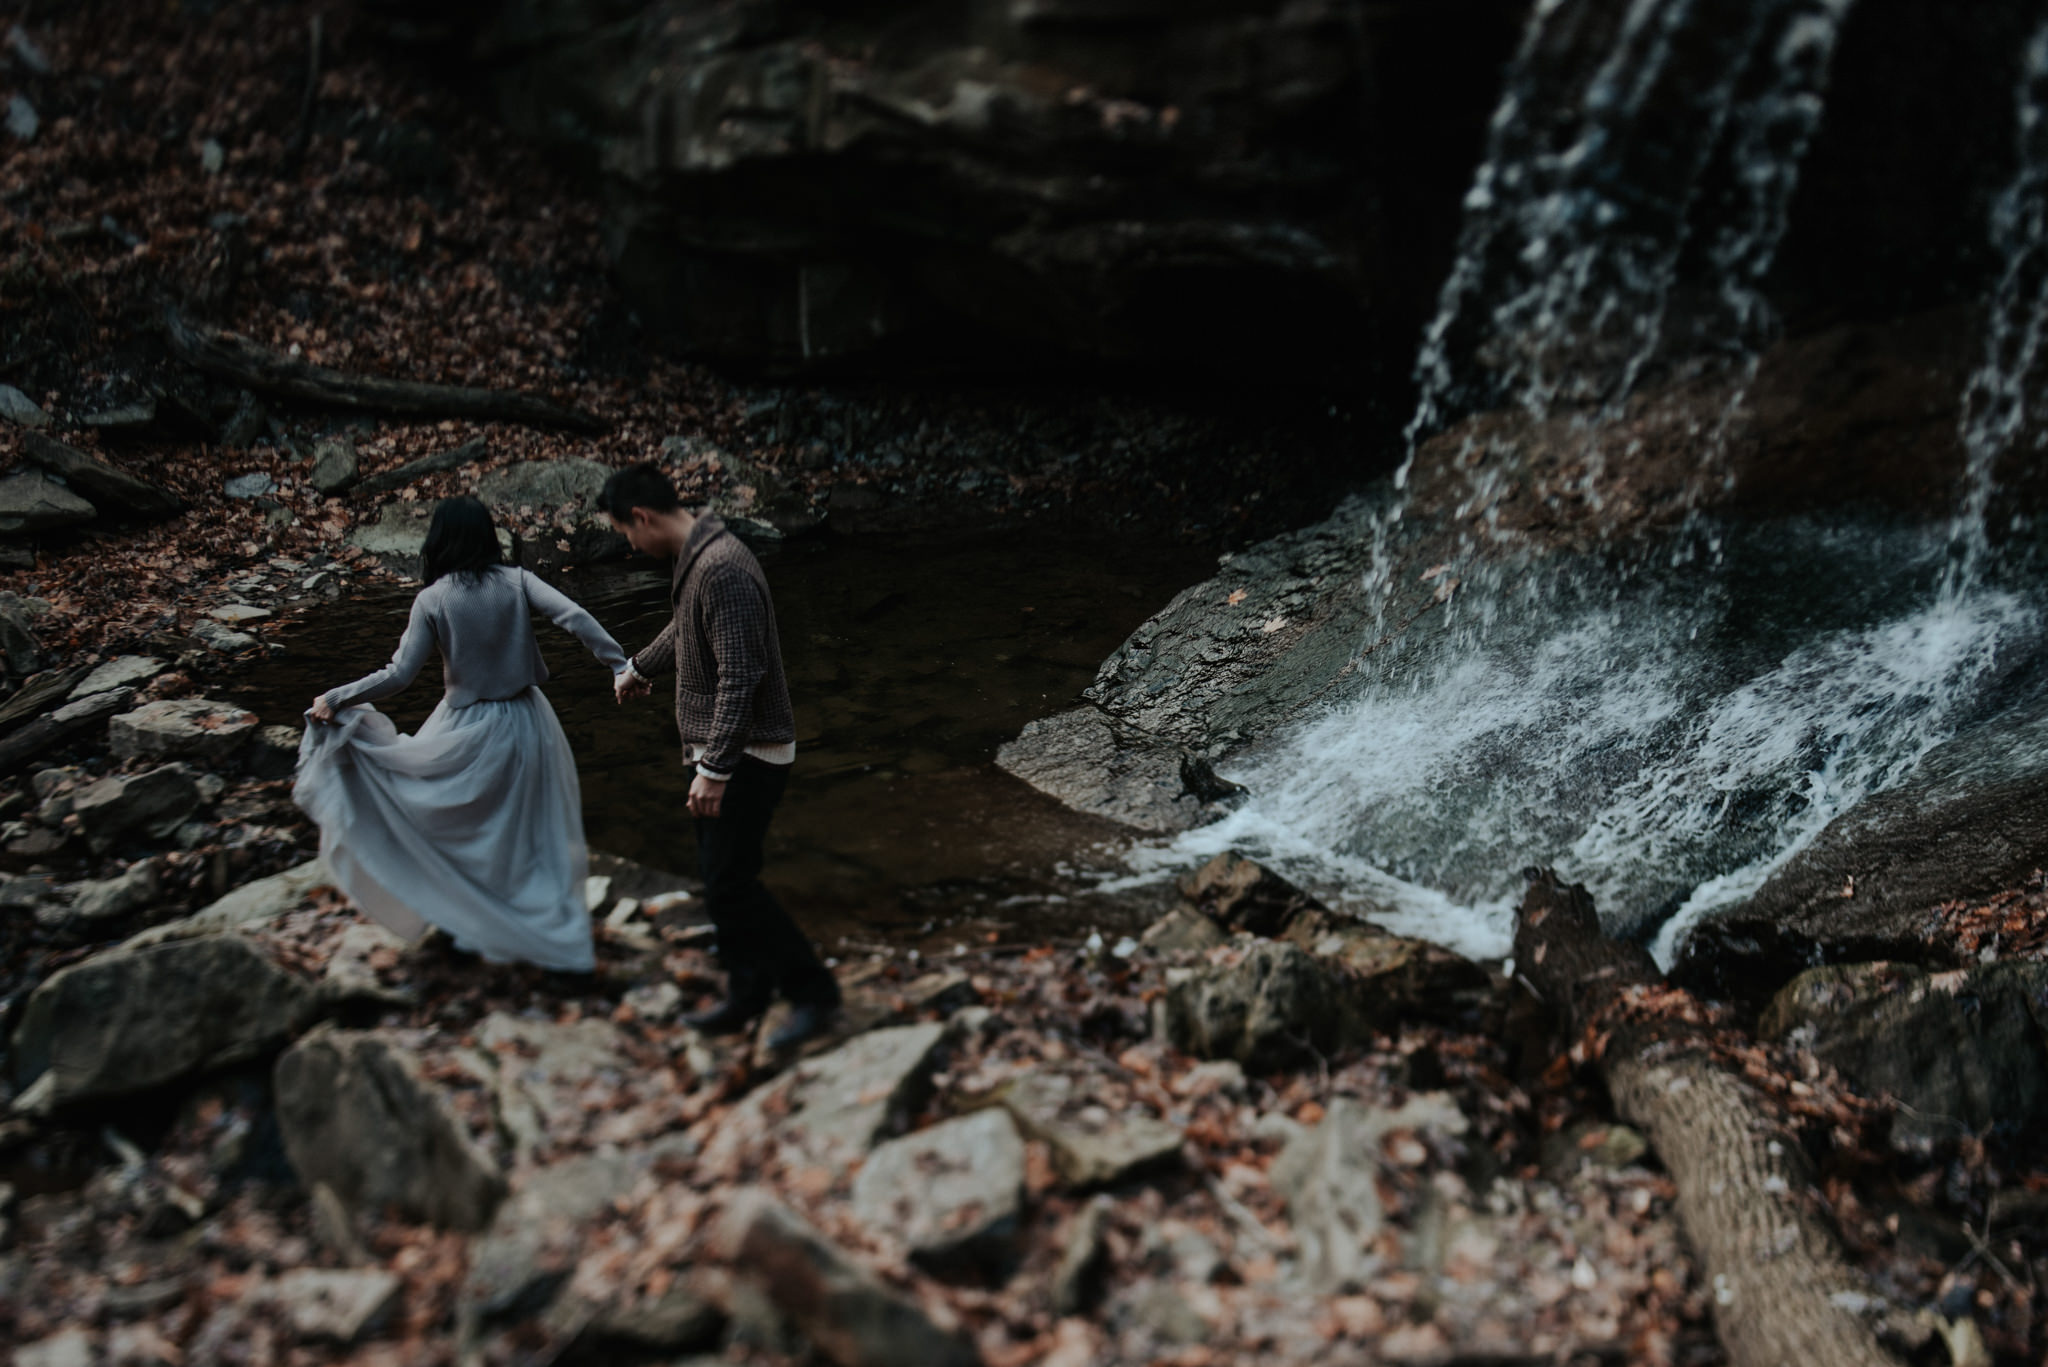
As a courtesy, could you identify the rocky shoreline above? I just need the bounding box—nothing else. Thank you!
[9,830,2048,1364]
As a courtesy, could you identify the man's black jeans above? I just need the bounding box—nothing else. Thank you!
[693,757,838,1008]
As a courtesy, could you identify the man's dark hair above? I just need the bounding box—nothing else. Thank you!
[421,495,504,587]
[597,462,684,520]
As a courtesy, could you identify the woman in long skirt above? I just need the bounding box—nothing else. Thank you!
[295,495,628,972]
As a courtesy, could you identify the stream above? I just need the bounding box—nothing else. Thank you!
[226,531,1210,956]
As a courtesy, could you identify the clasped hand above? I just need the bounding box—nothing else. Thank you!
[614,669,651,703]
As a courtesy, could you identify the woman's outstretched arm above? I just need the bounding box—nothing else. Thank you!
[518,569,629,672]
[318,593,438,713]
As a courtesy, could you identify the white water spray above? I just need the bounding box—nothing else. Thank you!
[1118,0,2048,970]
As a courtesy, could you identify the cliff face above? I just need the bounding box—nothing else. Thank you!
[364,0,2042,387]
[364,0,1525,377]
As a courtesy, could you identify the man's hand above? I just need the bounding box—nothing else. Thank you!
[615,669,651,703]
[309,695,336,723]
[687,773,728,818]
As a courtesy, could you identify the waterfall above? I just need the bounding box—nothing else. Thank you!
[1950,19,2048,600]
[1116,0,2048,967]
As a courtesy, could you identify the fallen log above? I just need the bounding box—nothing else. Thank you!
[0,686,134,777]
[163,309,606,435]
[1513,867,1905,1367]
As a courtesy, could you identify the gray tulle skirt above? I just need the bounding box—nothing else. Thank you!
[294,688,595,972]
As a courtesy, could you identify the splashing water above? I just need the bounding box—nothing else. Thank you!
[1148,522,2044,965]
[1949,17,2048,599]
[1114,2,2048,971]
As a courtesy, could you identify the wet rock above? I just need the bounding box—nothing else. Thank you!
[1675,702,2048,998]
[704,1022,947,1176]
[224,472,275,499]
[133,856,331,945]
[1155,939,1368,1071]
[71,763,202,851]
[1051,1194,1113,1316]
[1183,852,1325,936]
[0,383,49,428]
[1084,495,1383,749]
[274,1025,507,1231]
[1000,1068,1182,1188]
[995,707,1233,834]
[68,654,165,699]
[56,859,160,924]
[0,469,95,534]
[263,1268,401,1344]
[851,1108,1025,1272]
[21,432,182,520]
[711,1188,980,1367]
[1141,906,1228,954]
[1271,1093,1469,1293]
[109,697,258,764]
[1758,959,2048,1149]
[309,436,359,493]
[11,935,318,1110]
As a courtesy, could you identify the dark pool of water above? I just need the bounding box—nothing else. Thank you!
[227,531,1210,953]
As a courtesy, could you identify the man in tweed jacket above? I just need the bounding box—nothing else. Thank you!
[602,463,840,1048]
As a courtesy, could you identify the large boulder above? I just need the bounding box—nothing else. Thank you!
[108,698,258,766]
[273,1026,507,1232]
[478,459,629,569]
[850,1108,1026,1272]
[1758,960,2048,1150]
[476,458,610,510]
[1155,939,1370,1071]
[11,935,318,1109]
[994,708,1238,835]
[131,857,332,946]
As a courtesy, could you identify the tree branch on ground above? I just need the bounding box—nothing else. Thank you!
[1512,866,1907,1367]
[163,309,607,434]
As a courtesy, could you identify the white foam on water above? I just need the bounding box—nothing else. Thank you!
[1109,544,2039,970]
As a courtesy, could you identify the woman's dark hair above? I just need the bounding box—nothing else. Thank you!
[421,495,504,587]
[596,462,683,520]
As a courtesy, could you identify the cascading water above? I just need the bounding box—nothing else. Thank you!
[1123,0,2048,968]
